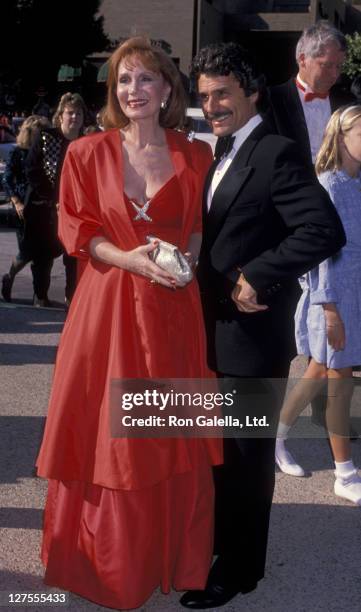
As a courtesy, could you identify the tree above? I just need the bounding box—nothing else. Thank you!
[0,0,109,108]
[343,32,361,79]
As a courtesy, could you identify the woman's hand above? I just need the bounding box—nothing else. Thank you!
[123,241,178,288]
[324,305,345,351]
[184,251,198,271]
[121,240,177,289]
[89,237,178,288]
[326,319,345,351]
[12,199,25,220]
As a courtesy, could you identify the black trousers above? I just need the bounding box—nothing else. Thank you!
[63,254,77,302]
[214,361,290,586]
[31,257,53,299]
[7,222,54,300]
[22,203,61,299]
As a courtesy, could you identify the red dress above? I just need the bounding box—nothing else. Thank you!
[36,129,222,610]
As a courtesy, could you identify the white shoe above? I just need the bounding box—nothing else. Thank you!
[275,440,305,477]
[334,470,361,505]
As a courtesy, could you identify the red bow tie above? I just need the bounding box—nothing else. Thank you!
[295,79,329,102]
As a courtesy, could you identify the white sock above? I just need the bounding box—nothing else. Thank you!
[277,421,291,439]
[334,460,361,504]
[334,459,356,479]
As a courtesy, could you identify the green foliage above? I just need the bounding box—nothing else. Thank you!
[343,32,361,79]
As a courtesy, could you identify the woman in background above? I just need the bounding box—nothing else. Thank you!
[276,105,361,505]
[2,115,50,302]
[25,92,86,306]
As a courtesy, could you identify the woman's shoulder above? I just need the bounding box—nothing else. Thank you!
[318,169,348,190]
[34,127,64,151]
[318,169,355,210]
[167,128,212,152]
[39,126,61,139]
[7,145,23,161]
[166,129,213,167]
[66,128,118,159]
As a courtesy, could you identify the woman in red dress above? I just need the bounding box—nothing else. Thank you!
[36,37,222,609]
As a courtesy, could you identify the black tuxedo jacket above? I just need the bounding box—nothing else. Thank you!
[198,121,346,377]
[267,78,354,168]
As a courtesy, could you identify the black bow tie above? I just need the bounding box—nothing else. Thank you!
[215,135,235,161]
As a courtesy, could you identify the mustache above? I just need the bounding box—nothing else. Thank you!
[204,111,231,121]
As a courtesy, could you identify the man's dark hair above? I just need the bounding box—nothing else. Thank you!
[190,42,267,109]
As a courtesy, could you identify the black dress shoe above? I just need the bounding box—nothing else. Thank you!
[179,580,257,609]
[179,583,239,609]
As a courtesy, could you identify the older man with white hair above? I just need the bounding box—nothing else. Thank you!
[269,20,354,168]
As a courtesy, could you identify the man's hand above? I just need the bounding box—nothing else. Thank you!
[231,273,268,313]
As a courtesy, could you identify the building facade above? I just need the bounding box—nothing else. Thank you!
[97,1,361,85]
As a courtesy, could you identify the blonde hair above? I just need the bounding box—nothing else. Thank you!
[52,92,87,129]
[103,36,187,130]
[315,105,361,175]
[16,115,51,149]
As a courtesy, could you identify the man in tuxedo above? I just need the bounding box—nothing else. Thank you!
[180,42,346,609]
[269,20,353,168]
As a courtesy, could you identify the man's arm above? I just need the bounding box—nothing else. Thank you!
[241,140,346,294]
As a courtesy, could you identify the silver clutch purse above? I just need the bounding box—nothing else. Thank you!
[146,235,193,287]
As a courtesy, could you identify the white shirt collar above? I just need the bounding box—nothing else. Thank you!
[231,114,263,154]
[296,74,313,93]
[207,114,263,211]
[296,73,330,98]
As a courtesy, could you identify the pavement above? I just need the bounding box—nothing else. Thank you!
[1,216,361,612]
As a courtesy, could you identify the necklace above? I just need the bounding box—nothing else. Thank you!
[129,199,152,222]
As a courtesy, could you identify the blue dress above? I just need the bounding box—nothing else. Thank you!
[295,169,361,368]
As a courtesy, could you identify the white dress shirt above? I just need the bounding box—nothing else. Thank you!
[296,74,331,163]
[207,114,263,211]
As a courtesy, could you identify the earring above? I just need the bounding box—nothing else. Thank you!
[160,99,168,110]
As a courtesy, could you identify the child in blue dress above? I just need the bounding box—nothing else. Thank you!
[276,105,361,505]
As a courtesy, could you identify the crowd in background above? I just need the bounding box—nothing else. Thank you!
[1,21,361,611]
[0,95,106,307]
